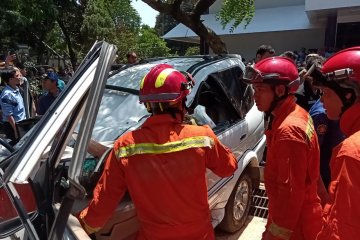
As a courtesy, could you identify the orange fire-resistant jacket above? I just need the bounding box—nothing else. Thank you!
[316,102,360,240]
[263,96,322,240]
[79,114,237,240]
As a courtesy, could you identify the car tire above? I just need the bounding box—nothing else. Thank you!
[218,170,253,233]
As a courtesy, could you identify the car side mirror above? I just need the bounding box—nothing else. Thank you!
[0,183,38,238]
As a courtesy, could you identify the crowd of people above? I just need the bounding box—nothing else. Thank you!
[245,45,338,68]
[0,49,142,145]
[0,52,70,145]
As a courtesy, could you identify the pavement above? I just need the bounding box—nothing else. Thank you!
[216,216,267,240]
[3,216,267,240]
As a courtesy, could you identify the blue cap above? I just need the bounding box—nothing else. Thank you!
[47,72,59,82]
[42,72,58,83]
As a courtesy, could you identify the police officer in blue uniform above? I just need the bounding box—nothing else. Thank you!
[299,54,345,189]
[36,72,62,115]
[309,99,344,188]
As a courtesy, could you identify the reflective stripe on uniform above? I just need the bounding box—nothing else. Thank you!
[115,136,214,158]
[268,222,293,240]
[305,117,315,142]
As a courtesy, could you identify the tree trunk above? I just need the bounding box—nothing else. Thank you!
[36,42,46,65]
[192,20,227,54]
[174,15,227,54]
[142,0,227,55]
[57,20,78,69]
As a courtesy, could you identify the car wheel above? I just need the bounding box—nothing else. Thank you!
[218,171,253,233]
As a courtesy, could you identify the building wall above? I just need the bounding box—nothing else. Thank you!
[221,29,325,61]
[337,8,360,23]
[306,0,360,11]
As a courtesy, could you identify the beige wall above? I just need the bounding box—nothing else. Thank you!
[220,29,325,61]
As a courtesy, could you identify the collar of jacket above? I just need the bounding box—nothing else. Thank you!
[269,96,297,130]
[340,102,360,137]
[5,85,19,93]
[142,113,182,128]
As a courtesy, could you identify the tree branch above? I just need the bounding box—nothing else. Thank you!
[193,0,216,16]
[142,0,175,14]
[142,0,227,54]
[57,19,77,68]
[170,13,227,54]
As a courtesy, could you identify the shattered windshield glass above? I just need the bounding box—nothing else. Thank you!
[107,58,204,90]
[93,58,204,142]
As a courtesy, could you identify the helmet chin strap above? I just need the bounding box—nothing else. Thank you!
[324,82,357,117]
[265,86,289,130]
[339,90,356,116]
[146,99,187,122]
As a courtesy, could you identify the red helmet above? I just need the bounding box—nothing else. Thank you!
[243,56,300,93]
[139,64,194,103]
[318,46,360,97]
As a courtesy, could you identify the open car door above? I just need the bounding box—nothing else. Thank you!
[0,41,117,240]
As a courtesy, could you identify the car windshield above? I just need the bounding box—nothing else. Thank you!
[92,57,205,142]
[107,57,204,90]
[91,89,149,142]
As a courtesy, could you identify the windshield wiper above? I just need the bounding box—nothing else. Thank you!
[113,114,150,140]
[105,85,139,95]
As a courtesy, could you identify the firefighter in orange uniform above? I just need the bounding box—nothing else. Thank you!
[243,57,322,240]
[313,47,360,240]
[78,64,238,239]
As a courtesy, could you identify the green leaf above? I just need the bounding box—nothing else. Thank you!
[216,0,255,32]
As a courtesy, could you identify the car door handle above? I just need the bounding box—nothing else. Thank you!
[240,134,246,140]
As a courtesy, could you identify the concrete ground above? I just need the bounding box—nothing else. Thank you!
[216,216,267,240]
[3,216,267,240]
[3,183,268,240]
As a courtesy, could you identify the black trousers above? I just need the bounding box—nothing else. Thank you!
[2,121,19,145]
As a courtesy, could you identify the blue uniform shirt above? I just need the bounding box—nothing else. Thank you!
[309,99,345,187]
[36,89,61,115]
[0,85,26,122]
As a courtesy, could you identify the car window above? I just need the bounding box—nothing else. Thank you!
[227,67,254,115]
[241,83,255,115]
[214,67,254,116]
[190,72,242,133]
[216,67,244,105]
